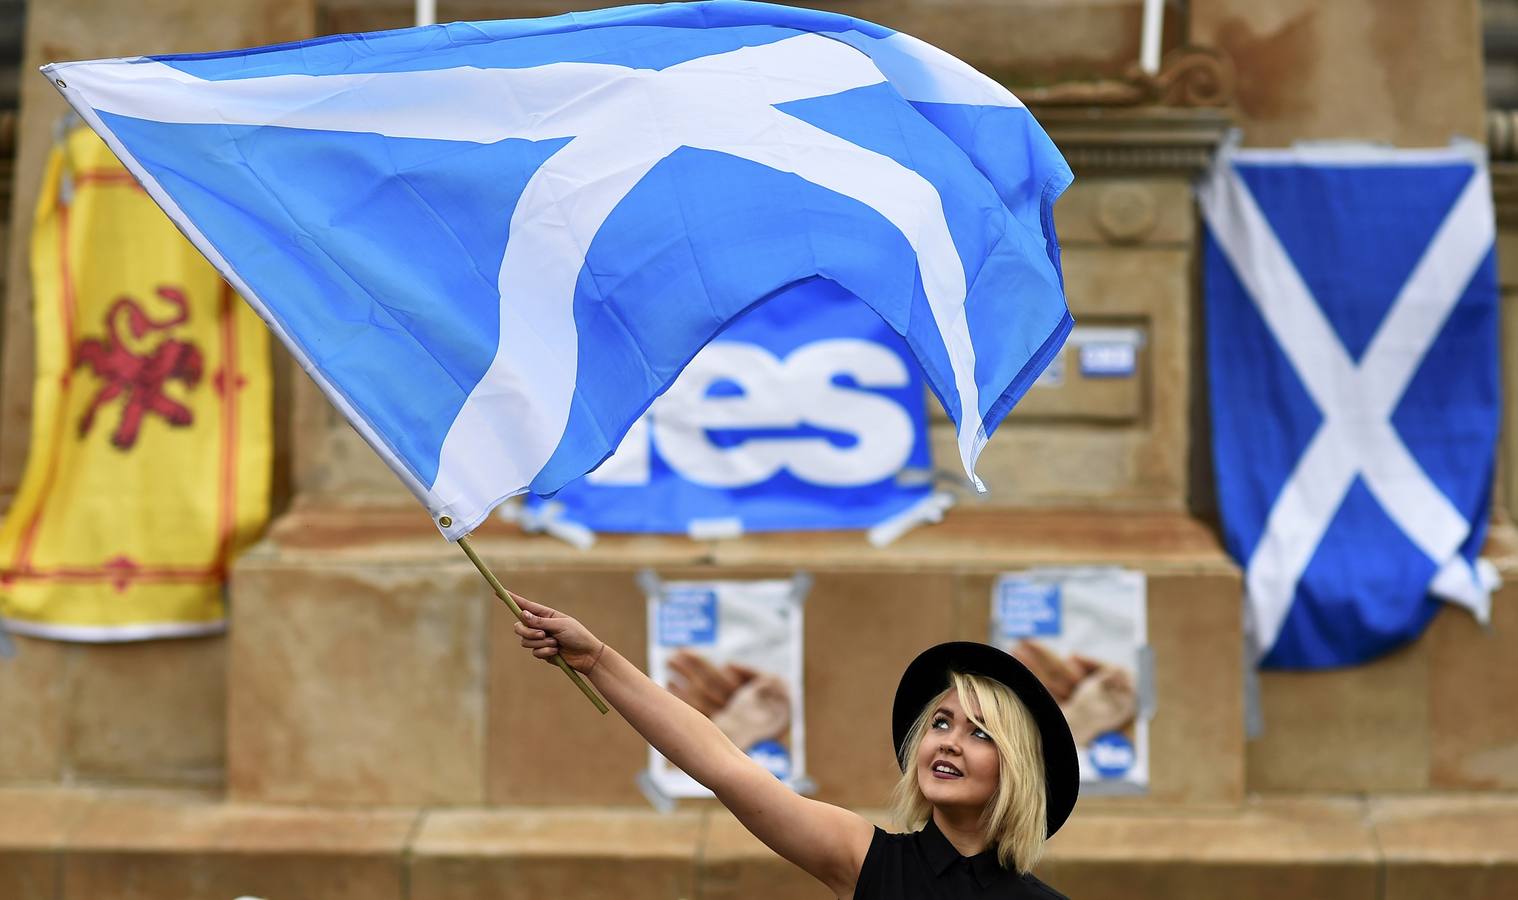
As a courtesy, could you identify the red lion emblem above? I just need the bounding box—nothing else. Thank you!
[74,286,203,450]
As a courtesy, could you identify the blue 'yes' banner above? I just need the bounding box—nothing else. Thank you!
[530,285,932,535]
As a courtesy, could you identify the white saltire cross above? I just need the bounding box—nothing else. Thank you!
[57,34,991,524]
[1199,146,1497,659]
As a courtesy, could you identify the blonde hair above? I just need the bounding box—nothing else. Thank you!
[888,671,1048,874]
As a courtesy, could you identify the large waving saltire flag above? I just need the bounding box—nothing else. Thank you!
[44,0,1073,541]
[1199,141,1499,669]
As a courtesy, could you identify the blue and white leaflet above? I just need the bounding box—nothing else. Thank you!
[991,568,1150,792]
[643,574,810,801]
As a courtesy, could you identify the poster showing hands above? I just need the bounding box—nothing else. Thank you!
[641,574,811,804]
[991,568,1151,793]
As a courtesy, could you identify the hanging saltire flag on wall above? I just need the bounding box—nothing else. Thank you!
[1199,140,1499,669]
[0,127,271,641]
[524,285,939,539]
[43,0,1072,542]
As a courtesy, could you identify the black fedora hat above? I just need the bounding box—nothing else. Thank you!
[892,641,1079,837]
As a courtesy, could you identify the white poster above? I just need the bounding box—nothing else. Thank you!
[641,573,811,804]
[990,567,1151,793]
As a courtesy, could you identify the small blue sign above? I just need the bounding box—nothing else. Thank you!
[1089,731,1136,779]
[1079,341,1137,378]
[995,580,1062,639]
[659,589,718,646]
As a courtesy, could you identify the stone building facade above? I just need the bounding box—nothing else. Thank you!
[0,2,1515,898]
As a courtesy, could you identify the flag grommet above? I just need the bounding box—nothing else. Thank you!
[439,516,452,528]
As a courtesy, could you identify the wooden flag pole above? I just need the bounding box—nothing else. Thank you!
[453,529,609,715]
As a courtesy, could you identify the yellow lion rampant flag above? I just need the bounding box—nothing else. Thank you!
[0,127,271,641]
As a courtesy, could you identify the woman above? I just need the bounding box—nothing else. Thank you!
[514,598,1078,899]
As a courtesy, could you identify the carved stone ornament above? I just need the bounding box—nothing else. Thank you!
[1489,163,1518,229]
[1017,46,1236,109]
[1488,109,1518,163]
[1095,183,1159,244]
[1030,106,1233,177]
[1485,111,1518,228]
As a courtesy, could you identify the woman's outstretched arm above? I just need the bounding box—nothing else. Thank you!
[513,595,875,898]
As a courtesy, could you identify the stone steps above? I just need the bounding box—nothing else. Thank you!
[219,506,1518,812]
[7,506,1517,900]
[224,506,1246,809]
[3,788,1516,900]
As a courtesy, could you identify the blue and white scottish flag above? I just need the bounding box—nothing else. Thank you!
[43,0,1073,540]
[1199,141,1500,669]
[524,284,938,539]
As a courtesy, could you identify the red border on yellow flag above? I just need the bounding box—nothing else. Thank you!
[0,128,271,640]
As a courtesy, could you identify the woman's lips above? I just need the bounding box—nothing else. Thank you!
[930,759,963,778]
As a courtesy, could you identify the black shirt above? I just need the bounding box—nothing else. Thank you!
[853,819,1068,899]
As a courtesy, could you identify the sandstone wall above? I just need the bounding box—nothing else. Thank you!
[0,0,313,786]
[0,0,313,508]
[1192,0,1518,792]
[1190,0,1486,147]
[317,0,1184,83]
